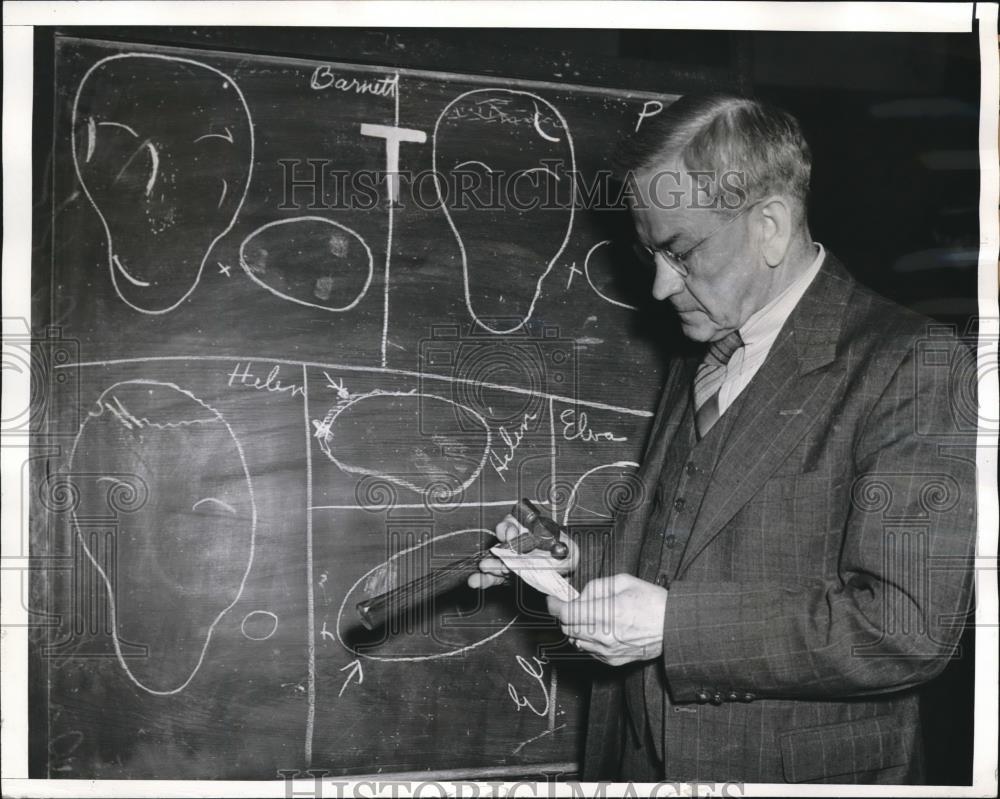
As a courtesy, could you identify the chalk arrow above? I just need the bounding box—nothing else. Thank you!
[338,659,364,697]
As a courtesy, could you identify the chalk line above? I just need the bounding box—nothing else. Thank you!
[302,365,316,766]
[560,460,639,526]
[584,239,637,311]
[56,356,654,418]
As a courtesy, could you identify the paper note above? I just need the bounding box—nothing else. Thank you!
[490,545,579,602]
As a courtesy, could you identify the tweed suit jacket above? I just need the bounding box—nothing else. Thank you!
[581,252,977,784]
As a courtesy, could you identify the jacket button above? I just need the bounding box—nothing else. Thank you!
[726,691,740,702]
[710,692,723,705]
[686,462,698,476]
[673,498,686,512]
[664,534,677,549]
[741,693,756,703]
[655,573,669,587]
[695,691,709,704]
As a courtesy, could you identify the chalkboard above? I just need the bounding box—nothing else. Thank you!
[31,35,676,779]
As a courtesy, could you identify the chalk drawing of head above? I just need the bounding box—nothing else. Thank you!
[68,380,256,695]
[71,54,254,314]
[433,89,575,334]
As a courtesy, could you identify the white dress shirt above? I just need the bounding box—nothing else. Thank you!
[717,243,826,415]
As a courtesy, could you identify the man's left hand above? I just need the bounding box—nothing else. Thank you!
[547,574,667,666]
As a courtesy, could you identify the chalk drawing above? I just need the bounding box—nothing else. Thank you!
[239,216,373,312]
[334,528,518,663]
[313,390,492,500]
[433,89,576,335]
[240,610,279,641]
[584,239,637,311]
[67,379,257,695]
[560,461,640,526]
[71,53,254,314]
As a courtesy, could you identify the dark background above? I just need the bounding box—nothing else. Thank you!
[31,24,981,784]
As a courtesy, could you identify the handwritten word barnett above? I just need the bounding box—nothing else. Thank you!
[310,67,398,98]
[226,362,305,399]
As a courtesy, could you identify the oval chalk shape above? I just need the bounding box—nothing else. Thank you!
[335,528,518,662]
[241,610,278,641]
[314,391,491,500]
[239,216,373,311]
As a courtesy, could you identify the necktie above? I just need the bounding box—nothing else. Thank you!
[693,329,744,439]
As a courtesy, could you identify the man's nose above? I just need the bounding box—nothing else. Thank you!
[651,259,685,301]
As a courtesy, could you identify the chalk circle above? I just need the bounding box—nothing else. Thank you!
[239,216,373,312]
[315,391,491,501]
[240,610,278,641]
[335,528,517,663]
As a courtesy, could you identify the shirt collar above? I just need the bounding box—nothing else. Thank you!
[739,243,825,346]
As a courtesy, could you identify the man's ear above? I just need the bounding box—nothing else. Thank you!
[757,195,793,267]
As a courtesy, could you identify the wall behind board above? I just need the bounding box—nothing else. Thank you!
[30,34,684,779]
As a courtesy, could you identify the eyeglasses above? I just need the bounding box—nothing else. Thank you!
[633,199,762,278]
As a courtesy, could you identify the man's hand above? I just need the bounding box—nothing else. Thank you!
[467,513,579,589]
[547,574,667,666]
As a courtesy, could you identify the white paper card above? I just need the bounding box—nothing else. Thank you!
[490,545,580,602]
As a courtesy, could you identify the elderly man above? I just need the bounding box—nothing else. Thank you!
[473,94,976,784]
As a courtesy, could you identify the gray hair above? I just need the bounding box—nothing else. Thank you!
[615,94,812,213]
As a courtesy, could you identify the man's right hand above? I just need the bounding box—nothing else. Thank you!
[467,513,579,589]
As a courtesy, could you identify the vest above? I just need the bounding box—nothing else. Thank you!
[623,384,752,766]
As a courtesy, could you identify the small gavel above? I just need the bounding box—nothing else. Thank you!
[355,498,569,631]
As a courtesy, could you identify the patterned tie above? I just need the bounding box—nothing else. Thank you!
[693,330,744,439]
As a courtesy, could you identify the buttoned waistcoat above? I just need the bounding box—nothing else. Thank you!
[580,253,977,784]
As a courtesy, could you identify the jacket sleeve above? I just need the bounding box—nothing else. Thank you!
[658,336,978,702]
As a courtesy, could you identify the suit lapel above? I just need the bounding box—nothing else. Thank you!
[676,254,855,576]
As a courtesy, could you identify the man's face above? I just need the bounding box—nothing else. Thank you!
[631,162,772,342]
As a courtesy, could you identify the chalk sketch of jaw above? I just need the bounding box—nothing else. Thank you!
[68,380,257,695]
[433,89,575,335]
[239,216,374,312]
[313,390,492,501]
[71,53,254,315]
